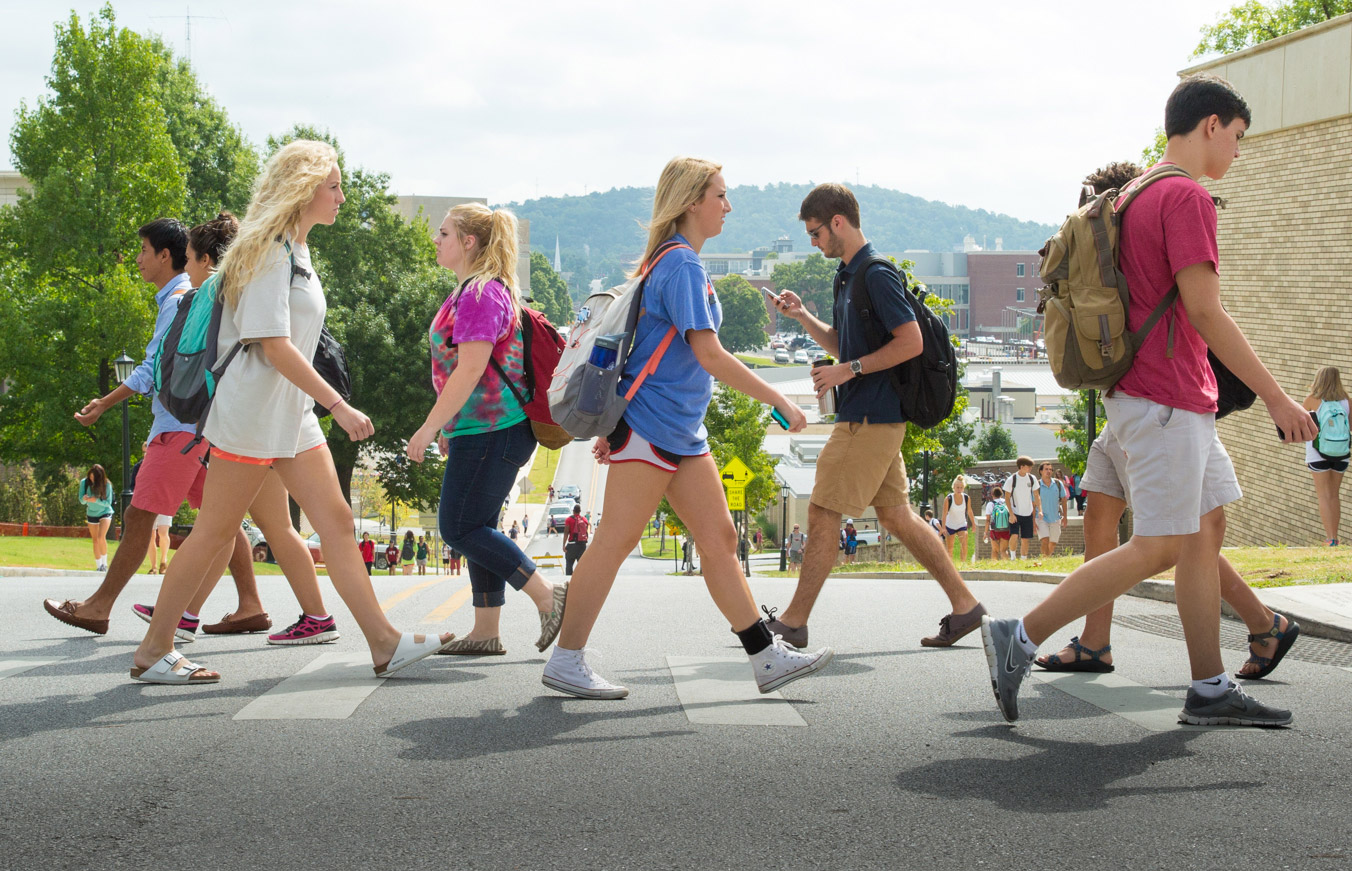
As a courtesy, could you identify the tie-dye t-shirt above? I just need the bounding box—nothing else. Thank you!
[428,279,527,437]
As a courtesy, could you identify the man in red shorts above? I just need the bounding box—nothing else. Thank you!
[43,218,267,638]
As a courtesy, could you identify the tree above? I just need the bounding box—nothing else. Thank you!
[714,274,769,352]
[1055,390,1106,477]
[149,39,259,222]
[771,254,837,324]
[974,421,1018,461]
[1194,0,1351,57]
[528,251,574,327]
[267,126,457,512]
[1142,128,1167,166]
[0,5,187,490]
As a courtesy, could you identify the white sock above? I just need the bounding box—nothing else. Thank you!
[305,613,330,622]
[1192,672,1231,698]
[182,611,199,621]
[1014,619,1039,657]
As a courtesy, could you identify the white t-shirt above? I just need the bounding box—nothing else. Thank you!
[204,243,326,458]
[1003,471,1037,516]
[1306,398,1350,464]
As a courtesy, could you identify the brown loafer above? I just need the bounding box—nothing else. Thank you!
[202,611,273,634]
[920,603,987,647]
[43,598,109,635]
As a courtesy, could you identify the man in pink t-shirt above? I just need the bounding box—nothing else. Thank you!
[981,74,1317,729]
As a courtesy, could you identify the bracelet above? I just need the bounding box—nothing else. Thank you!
[328,397,345,412]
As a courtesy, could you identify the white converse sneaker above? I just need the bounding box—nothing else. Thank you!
[750,636,834,694]
[542,647,629,700]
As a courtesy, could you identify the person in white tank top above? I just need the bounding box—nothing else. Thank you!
[941,476,977,563]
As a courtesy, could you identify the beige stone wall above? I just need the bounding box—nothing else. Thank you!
[1203,115,1352,544]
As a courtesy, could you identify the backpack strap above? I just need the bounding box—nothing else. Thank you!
[619,240,694,400]
[845,255,910,398]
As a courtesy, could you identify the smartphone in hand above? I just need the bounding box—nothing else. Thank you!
[762,287,781,305]
[770,407,791,429]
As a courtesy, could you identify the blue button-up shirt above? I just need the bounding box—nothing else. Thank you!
[122,272,197,441]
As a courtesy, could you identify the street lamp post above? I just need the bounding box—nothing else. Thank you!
[112,352,136,539]
[779,483,789,572]
[921,449,933,516]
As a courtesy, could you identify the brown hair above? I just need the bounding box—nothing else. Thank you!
[798,183,860,229]
[1083,162,1143,196]
[86,464,107,494]
[188,211,240,266]
[1016,456,1033,469]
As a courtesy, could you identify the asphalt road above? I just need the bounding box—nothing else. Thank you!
[3,550,1351,870]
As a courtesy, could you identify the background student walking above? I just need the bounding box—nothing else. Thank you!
[1303,366,1349,545]
[78,465,114,572]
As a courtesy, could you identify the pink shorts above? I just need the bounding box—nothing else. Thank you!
[130,432,208,516]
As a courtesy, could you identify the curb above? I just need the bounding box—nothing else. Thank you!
[0,566,106,578]
[825,570,1352,645]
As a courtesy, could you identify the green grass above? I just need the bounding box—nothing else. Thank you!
[755,546,1352,587]
[0,534,323,575]
[640,535,680,559]
[520,447,562,504]
[735,354,788,368]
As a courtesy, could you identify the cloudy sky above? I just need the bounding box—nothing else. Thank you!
[2,1,1240,226]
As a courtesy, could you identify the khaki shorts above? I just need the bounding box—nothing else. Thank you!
[811,421,908,517]
[1034,516,1063,543]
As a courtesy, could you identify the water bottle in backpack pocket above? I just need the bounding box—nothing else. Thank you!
[576,334,624,416]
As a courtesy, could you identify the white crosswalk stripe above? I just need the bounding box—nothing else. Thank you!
[666,655,806,726]
[233,653,383,720]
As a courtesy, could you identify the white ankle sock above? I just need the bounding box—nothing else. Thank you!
[183,611,199,621]
[1014,619,1038,657]
[1192,672,1231,698]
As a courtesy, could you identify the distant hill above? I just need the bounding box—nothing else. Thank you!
[502,182,1056,285]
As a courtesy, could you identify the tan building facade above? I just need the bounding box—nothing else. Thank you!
[0,171,28,207]
[394,194,531,297]
[1184,15,1352,544]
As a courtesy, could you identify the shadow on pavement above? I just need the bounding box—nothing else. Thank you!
[895,727,1260,812]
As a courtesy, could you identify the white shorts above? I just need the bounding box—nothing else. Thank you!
[1080,425,1130,503]
[1035,517,1063,543]
[155,514,172,528]
[1103,394,1242,536]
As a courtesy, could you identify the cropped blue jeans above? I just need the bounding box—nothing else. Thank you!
[438,420,538,608]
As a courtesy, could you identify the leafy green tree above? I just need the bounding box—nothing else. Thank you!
[267,126,456,510]
[714,274,769,352]
[1055,390,1106,477]
[150,39,259,222]
[1142,128,1167,165]
[528,251,574,327]
[0,5,186,489]
[1194,0,1351,56]
[771,254,837,324]
[974,421,1018,461]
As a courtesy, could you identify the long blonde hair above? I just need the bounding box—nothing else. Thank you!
[446,203,519,306]
[1310,366,1349,402]
[632,156,722,276]
[217,140,338,306]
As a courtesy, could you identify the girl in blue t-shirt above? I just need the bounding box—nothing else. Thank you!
[542,157,834,700]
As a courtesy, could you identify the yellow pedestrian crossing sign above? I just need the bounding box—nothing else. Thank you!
[720,457,755,489]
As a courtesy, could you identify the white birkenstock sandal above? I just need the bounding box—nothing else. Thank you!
[373,632,453,678]
[130,650,220,684]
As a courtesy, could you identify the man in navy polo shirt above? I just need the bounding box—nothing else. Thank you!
[768,183,984,648]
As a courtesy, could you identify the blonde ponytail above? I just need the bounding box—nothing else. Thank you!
[446,203,520,308]
[632,156,721,277]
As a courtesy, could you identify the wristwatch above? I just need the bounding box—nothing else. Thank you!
[849,359,864,378]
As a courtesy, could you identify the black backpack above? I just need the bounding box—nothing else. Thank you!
[846,256,958,430]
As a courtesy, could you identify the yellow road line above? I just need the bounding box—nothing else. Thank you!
[422,584,472,623]
[378,577,447,613]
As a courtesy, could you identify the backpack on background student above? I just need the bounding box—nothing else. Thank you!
[846,256,958,430]
[1037,164,1194,391]
[487,299,571,450]
[1314,400,1351,460]
[990,501,1010,532]
[548,240,690,439]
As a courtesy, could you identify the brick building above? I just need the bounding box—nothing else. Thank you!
[966,251,1042,339]
[1185,15,1352,544]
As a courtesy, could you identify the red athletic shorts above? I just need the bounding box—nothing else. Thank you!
[130,432,208,516]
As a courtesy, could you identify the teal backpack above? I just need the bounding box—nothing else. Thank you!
[1314,400,1350,460]
[990,501,1010,532]
[153,271,242,430]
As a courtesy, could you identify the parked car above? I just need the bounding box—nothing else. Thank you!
[809,348,827,361]
[250,528,326,566]
[770,340,786,350]
[547,504,573,533]
[556,484,581,502]
[793,349,809,363]
[304,533,324,565]
[774,349,791,363]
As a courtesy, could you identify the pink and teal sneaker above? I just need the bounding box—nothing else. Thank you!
[267,614,340,646]
[131,603,199,643]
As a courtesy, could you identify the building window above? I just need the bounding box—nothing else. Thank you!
[1016,263,1025,277]
[1016,287,1025,302]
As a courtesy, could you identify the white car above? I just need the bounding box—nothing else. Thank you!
[793,350,809,363]
[774,350,790,363]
